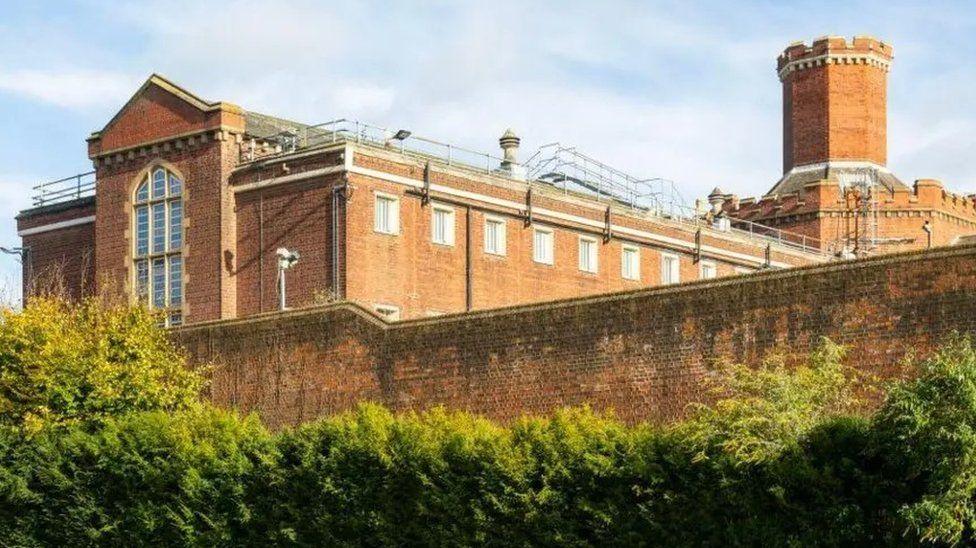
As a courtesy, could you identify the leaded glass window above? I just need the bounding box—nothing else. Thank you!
[133,167,184,326]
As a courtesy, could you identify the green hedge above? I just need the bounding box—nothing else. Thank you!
[4,337,976,546]
[0,408,934,546]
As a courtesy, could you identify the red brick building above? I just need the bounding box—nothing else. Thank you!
[16,73,826,324]
[24,35,971,325]
[717,36,976,255]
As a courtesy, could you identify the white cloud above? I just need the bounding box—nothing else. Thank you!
[329,83,396,117]
[4,0,975,206]
[0,69,137,109]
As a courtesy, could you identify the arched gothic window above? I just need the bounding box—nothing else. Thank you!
[133,167,183,326]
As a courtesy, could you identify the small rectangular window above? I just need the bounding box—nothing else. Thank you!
[484,216,506,256]
[701,261,717,280]
[621,245,640,280]
[578,235,598,273]
[431,204,455,246]
[701,261,718,280]
[374,304,401,321]
[662,253,680,284]
[374,193,399,235]
[533,227,554,265]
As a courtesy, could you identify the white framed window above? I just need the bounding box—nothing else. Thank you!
[133,167,184,327]
[533,227,554,265]
[578,235,598,273]
[700,260,717,279]
[431,204,455,246]
[373,304,401,321]
[661,252,680,285]
[374,192,400,235]
[484,216,507,256]
[621,245,640,280]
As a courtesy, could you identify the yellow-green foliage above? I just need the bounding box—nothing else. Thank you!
[677,339,856,465]
[874,335,976,545]
[0,297,204,431]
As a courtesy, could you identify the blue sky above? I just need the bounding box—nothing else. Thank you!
[2,0,975,303]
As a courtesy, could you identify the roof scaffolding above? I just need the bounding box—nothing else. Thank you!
[523,143,688,214]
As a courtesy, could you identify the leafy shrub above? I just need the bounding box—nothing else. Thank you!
[676,338,856,465]
[0,407,273,546]
[0,297,204,431]
[873,334,976,544]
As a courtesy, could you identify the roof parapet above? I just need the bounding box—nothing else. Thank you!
[777,35,893,80]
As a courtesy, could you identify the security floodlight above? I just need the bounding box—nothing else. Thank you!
[276,247,300,269]
[392,129,412,141]
[0,246,27,263]
[922,220,933,248]
[276,248,300,310]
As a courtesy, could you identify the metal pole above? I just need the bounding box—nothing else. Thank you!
[278,266,286,311]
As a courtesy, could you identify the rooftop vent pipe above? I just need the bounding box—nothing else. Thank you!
[498,128,526,180]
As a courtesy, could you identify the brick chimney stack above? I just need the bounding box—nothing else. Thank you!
[779,36,893,174]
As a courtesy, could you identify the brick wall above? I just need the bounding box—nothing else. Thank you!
[235,173,344,315]
[16,198,96,300]
[174,243,976,429]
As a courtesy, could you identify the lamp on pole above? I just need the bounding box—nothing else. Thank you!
[276,247,300,311]
[922,220,933,249]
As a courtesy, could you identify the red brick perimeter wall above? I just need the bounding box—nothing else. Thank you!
[173,243,976,429]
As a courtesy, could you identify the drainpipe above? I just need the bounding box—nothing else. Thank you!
[332,184,347,299]
[465,205,472,311]
[258,195,264,311]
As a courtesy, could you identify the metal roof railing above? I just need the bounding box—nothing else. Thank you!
[27,121,825,255]
[249,119,825,255]
[300,118,512,174]
[31,171,96,207]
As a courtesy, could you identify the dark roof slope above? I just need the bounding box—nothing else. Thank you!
[767,164,908,196]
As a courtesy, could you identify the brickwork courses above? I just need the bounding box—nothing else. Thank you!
[175,243,976,429]
[15,37,976,429]
[16,198,96,300]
